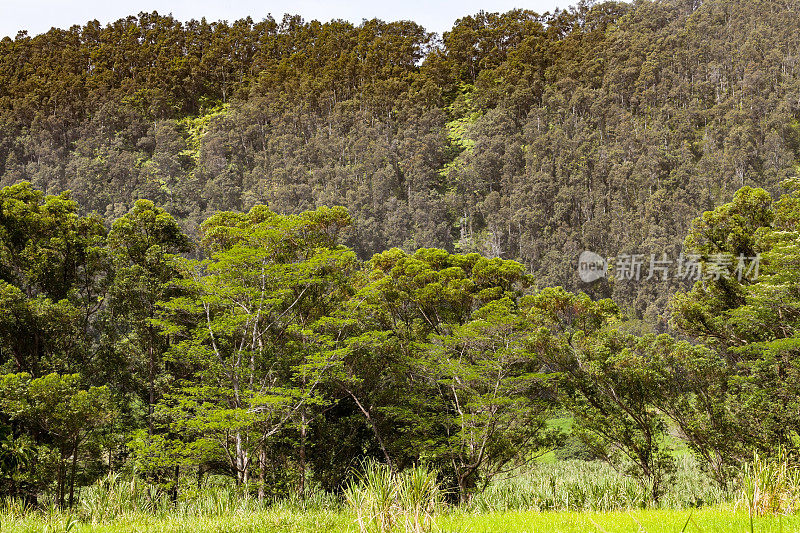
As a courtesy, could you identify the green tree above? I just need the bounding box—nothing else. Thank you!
[325,247,537,498]
[106,199,191,433]
[0,373,113,508]
[524,287,677,502]
[670,182,800,480]
[0,182,107,376]
[157,205,354,497]
[427,298,560,503]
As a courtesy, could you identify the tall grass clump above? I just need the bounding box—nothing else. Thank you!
[0,478,345,532]
[397,466,442,533]
[739,449,800,517]
[78,471,168,521]
[470,456,729,513]
[0,497,33,523]
[345,461,442,533]
[73,471,273,524]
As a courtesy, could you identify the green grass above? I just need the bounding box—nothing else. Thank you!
[0,507,354,532]
[441,507,799,533]
[3,506,800,533]
[3,453,795,532]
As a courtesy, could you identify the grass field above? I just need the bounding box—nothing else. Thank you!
[1,506,797,533]
[0,453,790,533]
[442,508,797,533]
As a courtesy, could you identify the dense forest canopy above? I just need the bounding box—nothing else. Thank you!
[4,178,800,505]
[1,0,798,323]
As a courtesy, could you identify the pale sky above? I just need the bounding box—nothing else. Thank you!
[1,0,571,39]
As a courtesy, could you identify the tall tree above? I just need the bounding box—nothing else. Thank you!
[105,199,191,433]
[0,182,106,376]
[157,204,354,496]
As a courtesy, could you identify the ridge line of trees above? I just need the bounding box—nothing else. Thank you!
[1,0,798,323]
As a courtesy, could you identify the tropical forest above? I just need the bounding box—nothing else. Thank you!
[1,0,800,530]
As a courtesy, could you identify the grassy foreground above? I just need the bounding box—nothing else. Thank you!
[442,508,798,532]
[2,506,798,533]
[1,455,790,532]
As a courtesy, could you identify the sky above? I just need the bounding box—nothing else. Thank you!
[0,0,570,39]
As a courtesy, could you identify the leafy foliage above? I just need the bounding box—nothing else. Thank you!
[2,0,800,513]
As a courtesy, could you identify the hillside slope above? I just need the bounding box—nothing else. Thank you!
[0,0,798,321]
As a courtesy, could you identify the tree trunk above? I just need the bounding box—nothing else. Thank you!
[299,410,307,500]
[650,474,661,504]
[198,464,206,490]
[68,438,79,508]
[458,475,470,506]
[57,448,66,509]
[235,431,249,485]
[171,465,179,503]
[148,337,155,435]
[345,388,395,472]
[258,444,266,502]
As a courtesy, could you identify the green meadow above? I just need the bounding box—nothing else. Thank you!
[2,507,796,533]
[1,457,787,533]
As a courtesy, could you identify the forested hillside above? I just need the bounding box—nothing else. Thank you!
[6,0,800,516]
[1,0,799,321]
